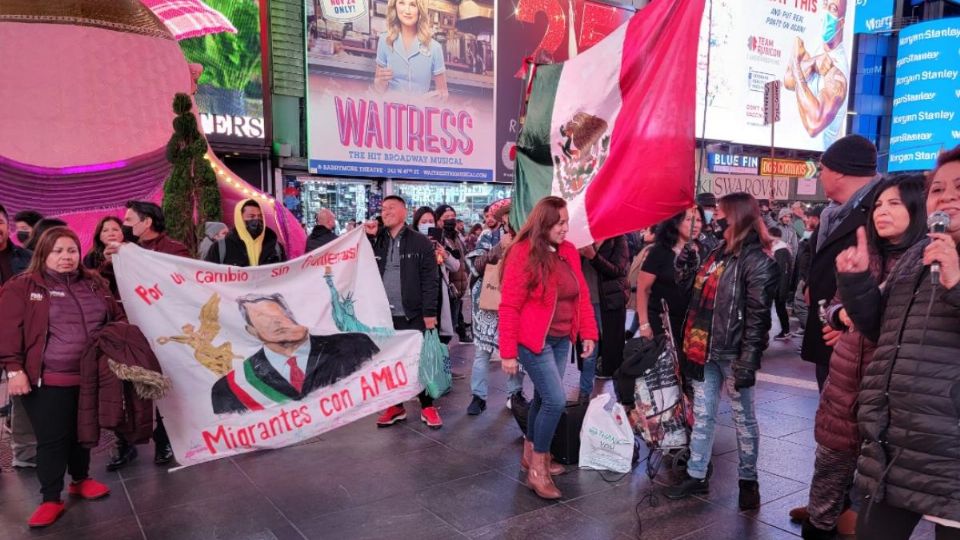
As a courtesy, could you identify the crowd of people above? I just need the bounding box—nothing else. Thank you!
[2,136,959,537]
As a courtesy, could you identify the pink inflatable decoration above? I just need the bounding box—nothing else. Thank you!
[0,0,305,257]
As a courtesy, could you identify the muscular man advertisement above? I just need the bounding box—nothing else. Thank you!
[696,0,855,152]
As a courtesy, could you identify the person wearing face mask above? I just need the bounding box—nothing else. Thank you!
[413,206,458,344]
[198,221,229,261]
[205,199,287,267]
[783,0,850,147]
[696,193,722,254]
[103,200,188,469]
[13,209,43,247]
[107,201,190,260]
[434,204,471,343]
[24,218,68,252]
[0,204,32,285]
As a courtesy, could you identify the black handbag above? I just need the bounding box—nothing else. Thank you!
[510,395,589,465]
[551,401,589,464]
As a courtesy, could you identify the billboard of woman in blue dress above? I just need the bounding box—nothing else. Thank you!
[373,0,448,98]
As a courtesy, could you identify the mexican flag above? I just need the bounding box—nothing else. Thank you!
[511,0,706,247]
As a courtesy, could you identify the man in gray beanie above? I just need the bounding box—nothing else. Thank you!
[800,134,879,390]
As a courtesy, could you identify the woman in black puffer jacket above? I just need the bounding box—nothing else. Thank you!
[837,147,960,539]
[796,174,927,539]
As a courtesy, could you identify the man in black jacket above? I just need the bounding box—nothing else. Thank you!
[365,195,443,429]
[206,199,286,267]
[0,204,31,285]
[578,235,630,402]
[801,135,879,390]
[305,208,338,252]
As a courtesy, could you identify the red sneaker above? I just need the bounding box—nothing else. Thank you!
[376,405,407,427]
[68,478,111,500]
[28,501,65,528]
[420,406,442,429]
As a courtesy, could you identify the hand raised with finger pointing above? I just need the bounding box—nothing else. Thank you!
[836,227,870,274]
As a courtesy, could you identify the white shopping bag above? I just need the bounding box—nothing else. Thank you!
[579,394,635,473]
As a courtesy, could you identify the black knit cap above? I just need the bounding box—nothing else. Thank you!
[821,135,877,177]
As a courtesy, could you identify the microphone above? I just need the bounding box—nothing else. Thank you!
[928,210,951,284]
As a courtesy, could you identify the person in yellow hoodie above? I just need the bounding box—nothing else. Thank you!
[205,199,286,266]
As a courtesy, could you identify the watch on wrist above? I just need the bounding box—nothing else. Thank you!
[639,323,651,330]
[6,370,24,380]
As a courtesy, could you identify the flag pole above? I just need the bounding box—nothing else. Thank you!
[696,0,714,196]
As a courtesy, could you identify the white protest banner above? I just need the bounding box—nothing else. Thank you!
[112,228,422,469]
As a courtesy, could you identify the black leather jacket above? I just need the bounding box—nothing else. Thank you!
[702,234,778,377]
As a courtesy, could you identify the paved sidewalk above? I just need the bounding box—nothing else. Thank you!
[0,337,935,540]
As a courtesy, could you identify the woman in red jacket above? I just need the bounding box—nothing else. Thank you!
[499,196,598,500]
[0,227,123,528]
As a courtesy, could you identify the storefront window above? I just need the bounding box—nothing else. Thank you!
[299,178,373,232]
[392,181,511,225]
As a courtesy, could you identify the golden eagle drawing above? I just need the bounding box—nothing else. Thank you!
[559,112,609,162]
[157,293,241,376]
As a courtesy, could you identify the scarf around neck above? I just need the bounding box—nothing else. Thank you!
[682,251,727,380]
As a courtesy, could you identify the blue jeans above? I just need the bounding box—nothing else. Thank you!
[579,302,602,396]
[470,347,524,400]
[687,360,759,481]
[518,336,571,452]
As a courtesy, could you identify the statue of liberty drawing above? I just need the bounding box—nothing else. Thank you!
[325,266,394,336]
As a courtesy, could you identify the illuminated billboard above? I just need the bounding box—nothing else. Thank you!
[696,0,855,152]
[180,0,266,144]
[888,18,960,172]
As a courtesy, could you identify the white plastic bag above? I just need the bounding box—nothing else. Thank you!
[579,394,634,473]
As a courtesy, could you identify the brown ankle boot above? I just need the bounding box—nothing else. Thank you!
[520,439,565,475]
[526,452,562,500]
[521,438,533,471]
[545,452,566,476]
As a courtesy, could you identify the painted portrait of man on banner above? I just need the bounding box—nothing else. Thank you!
[207,293,380,414]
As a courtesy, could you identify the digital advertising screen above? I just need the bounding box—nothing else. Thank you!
[888,18,960,172]
[179,0,267,144]
[695,0,856,152]
[305,0,495,181]
[853,0,893,34]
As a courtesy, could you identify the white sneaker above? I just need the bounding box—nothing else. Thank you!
[505,396,512,410]
[12,459,37,468]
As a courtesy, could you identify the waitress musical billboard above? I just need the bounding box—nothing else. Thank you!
[306,0,495,181]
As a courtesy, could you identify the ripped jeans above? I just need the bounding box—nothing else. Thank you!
[687,359,759,481]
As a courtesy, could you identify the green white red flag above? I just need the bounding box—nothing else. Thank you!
[511,0,706,247]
